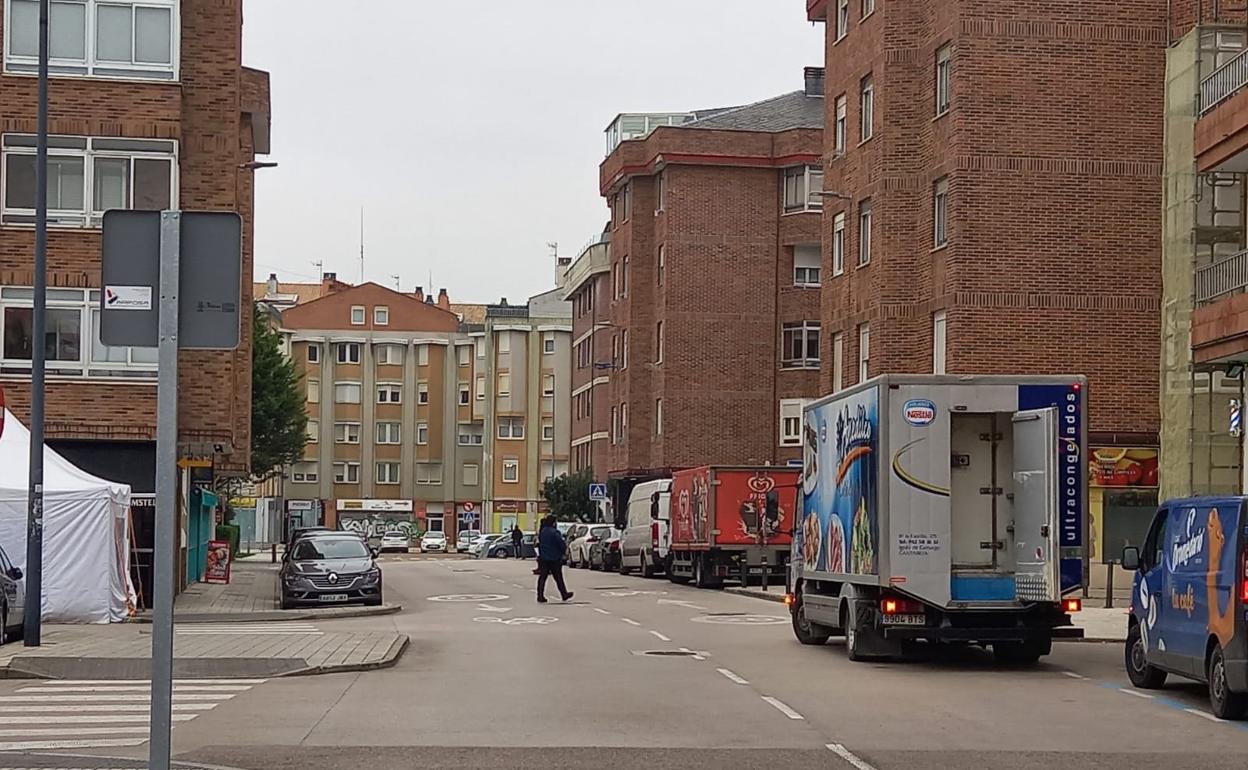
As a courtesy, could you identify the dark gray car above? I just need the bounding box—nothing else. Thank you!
[0,544,25,645]
[279,534,382,609]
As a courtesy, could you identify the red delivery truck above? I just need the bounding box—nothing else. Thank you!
[668,466,799,589]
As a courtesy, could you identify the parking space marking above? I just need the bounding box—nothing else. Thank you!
[593,608,611,615]
[1184,708,1225,723]
[761,696,803,720]
[717,668,749,685]
[649,631,671,642]
[827,743,878,770]
[621,618,641,626]
[1061,671,1087,680]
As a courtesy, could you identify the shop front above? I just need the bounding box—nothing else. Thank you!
[335,499,415,545]
[1088,446,1160,597]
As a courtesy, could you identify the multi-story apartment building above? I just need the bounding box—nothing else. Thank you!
[563,230,611,479]
[585,68,824,473]
[0,0,270,489]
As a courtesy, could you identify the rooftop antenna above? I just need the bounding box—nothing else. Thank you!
[312,259,323,278]
[547,241,558,258]
[359,207,365,284]
[391,274,401,291]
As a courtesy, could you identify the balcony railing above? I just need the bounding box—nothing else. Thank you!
[1196,248,1248,305]
[1200,47,1248,114]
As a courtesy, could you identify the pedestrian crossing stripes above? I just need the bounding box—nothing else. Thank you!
[0,678,266,752]
[175,623,321,635]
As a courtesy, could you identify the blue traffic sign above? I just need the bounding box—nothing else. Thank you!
[589,483,608,501]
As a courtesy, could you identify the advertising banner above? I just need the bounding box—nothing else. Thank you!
[204,540,231,584]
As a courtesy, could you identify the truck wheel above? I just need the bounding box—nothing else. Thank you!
[792,595,831,646]
[1209,645,1248,720]
[1125,623,1167,689]
[843,603,870,662]
[693,556,708,589]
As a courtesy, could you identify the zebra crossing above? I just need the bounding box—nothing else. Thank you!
[0,679,266,752]
[175,623,321,636]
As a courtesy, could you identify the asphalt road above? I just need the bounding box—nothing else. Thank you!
[3,556,1246,770]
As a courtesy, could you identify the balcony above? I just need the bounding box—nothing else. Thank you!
[604,113,694,157]
[1197,47,1248,172]
[1197,249,1248,306]
[1201,47,1248,115]
[1193,248,1248,363]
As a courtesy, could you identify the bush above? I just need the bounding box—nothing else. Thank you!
[215,523,241,557]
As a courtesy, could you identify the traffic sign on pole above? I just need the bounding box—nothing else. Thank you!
[589,483,608,501]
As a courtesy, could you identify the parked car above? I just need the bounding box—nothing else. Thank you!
[279,533,382,609]
[562,524,589,565]
[420,531,448,553]
[379,531,410,553]
[619,478,671,577]
[470,533,504,557]
[487,533,536,559]
[456,530,482,553]
[286,526,332,550]
[588,528,623,572]
[0,544,25,645]
[569,525,613,569]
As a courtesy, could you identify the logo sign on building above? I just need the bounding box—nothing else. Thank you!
[589,483,608,501]
[337,499,415,513]
[902,399,937,427]
[287,500,315,512]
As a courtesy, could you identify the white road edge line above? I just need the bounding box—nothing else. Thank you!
[621,618,641,626]
[717,668,749,685]
[649,630,671,642]
[593,608,611,615]
[827,743,878,770]
[1184,708,1225,722]
[1118,688,1154,700]
[761,696,803,720]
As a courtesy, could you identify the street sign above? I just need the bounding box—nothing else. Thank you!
[100,210,242,350]
[589,483,608,501]
[463,501,475,512]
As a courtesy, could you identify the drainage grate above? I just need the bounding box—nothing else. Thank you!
[593,585,627,590]
[450,569,478,573]
[641,650,700,657]
[705,612,747,616]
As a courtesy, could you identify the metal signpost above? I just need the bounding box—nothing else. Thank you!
[101,209,241,770]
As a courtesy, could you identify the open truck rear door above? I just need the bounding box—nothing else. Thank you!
[1012,408,1062,603]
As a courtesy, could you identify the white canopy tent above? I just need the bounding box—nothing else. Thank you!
[0,409,136,623]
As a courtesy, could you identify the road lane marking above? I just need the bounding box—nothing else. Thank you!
[1,694,233,703]
[18,685,251,694]
[0,704,214,713]
[0,738,148,751]
[761,696,804,720]
[45,679,267,685]
[717,668,749,685]
[594,608,611,615]
[649,630,671,642]
[1185,708,1225,722]
[1061,671,1086,680]
[827,743,879,770]
[621,618,641,626]
[0,714,197,724]
[511,583,526,588]
[1119,688,1154,699]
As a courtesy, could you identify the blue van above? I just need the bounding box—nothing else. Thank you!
[1122,496,1248,719]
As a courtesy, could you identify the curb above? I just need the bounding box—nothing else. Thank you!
[283,633,410,677]
[131,603,403,624]
[725,587,786,604]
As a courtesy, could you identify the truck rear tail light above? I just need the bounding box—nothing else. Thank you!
[609,540,620,552]
[1241,546,1248,603]
[1064,598,1082,614]
[880,596,923,615]
[651,522,659,548]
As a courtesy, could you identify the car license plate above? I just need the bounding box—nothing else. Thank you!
[881,614,925,626]
[319,594,349,602]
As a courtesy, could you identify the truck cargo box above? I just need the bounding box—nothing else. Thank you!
[670,466,800,549]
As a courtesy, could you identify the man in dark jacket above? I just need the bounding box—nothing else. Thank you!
[536,516,573,603]
[510,525,523,556]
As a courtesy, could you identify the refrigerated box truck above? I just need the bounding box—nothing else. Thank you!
[668,466,800,588]
[787,375,1086,663]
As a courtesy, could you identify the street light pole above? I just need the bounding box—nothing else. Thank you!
[23,0,50,648]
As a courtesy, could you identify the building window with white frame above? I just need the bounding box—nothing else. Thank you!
[306,344,320,364]
[832,213,846,275]
[416,422,429,445]
[542,373,555,397]
[457,345,471,366]
[375,344,402,366]
[655,398,663,436]
[463,463,480,486]
[307,379,320,403]
[4,0,179,80]
[417,344,429,366]
[832,333,844,392]
[655,321,664,363]
[860,74,874,142]
[334,382,361,404]
[858,323,870,382]
[502,458,519,483]
[933,311,947,374]
[475,376,485,401]
[374,306,389,326]
[349,306,365,325]
[621,402,628,434]
[834,95,847,155]
[458,422,484,446]
[458,383,470,405]
[1,134,175,227]
[657,245,665,286]
[782,322,821,369]
[498,332,511,354]
[375,462,400,485]
[291,462,318,484]
[333,462,360,484]
[836,0,849,40]
[336,342,360,364]
[306,420,319,443]
[862,0,875,17]
[655,172,666,213]
[622,256,629,297]
[780,399,806,447]
[936,44,952,116]
[377,384,401,404]
[794,244,821,287]
[611,406,619,444]
[543,332,556,354]
[934,177,949,247]
[543,420,554,441]
[334,422,360,444]
[416,462,442,485]
[497,416,525,439]
[376,422,401,445]
[497,372,511,397]
[783,165,823,213]
[622,330,629,369]
[858,198,872,266]
[417,382,429,404]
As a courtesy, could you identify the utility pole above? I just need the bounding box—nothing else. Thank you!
[24,0,50,648]
[359,208,365,284]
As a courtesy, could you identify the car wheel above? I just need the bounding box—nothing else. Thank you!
[1125,622,1167,689]
[1209,645,1248,720]
[0,601,8,646]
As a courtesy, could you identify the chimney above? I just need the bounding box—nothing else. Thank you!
[425,295,434,305]
[499,298,508,307]
[804,66,825,98]
[321,272,339,295]
[556,257,572,289]
[414,285,424,302]
[266,272,278,297]
[437,288,451,310]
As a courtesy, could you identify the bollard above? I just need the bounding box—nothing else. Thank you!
[271,543,277,563]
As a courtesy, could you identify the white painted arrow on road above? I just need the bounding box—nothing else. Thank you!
[657,599,708,611]
[477,604,511,612]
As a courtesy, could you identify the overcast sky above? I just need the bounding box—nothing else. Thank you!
[242,1,823,304]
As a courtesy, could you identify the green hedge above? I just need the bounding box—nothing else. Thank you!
[215,523,241,557]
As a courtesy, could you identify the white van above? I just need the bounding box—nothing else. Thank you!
[619,479,670,578]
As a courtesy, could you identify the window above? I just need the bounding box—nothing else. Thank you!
[497,417,525,439]
[376,422,401,445]
[834,95,847,155]
[0,287,157,378]
[612,262,620,300]
[334,423,360,444]
[416,462,442,485]
[833,333,844,393]
[377,384,401,404]
[425,508,445,531]
[622,330,629,369]
[542,373,555,397]
[2,134,175,227]
[291,462,318,484]
[458,423,484,446]
[376,462,400,485]
[334,383,361,404]
[475,376,485,400]
[622,184,631,221]
[655,398,663,436]
[780,400,806,447]
[783,166,823,213]
[374,306,389,326]
[457,345,471,366]
[458,383,470,405]
[657,245,665,286]
[376,345,403,366]
[611,406,619,444]
[4,0,178,80]
[621,256,630,297]
[336,342,360,364]
[417,382,429,404]
[350,306,365,325]
[306,420,319,443]
[794,244,821,287]
[417,344,429,366]
[656,172,666,212]
[497,372,511,397]
[858,199,872,266]
[307,344,320,364]
[934,177,949,247]
[333,463,360,484]
[502,458,520,483]
[621,402,628,434]
[474,337,484,359]
[416,422,429,445]
[936,44,952,116]
[307,379,320,403]
[463,463,480,486]
[860,74,874,142]
[861,0,875,16]
[655,321,664,363]
[836,0,849,40]
[543,420,555,441]
[933,311,947,374]
[543,333,556,354]
[858,323,870,382]
[498,333,511,354]
[832,213,846,276]
[782,322,821,369]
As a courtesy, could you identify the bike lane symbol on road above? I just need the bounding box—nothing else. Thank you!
[473,616,559,626]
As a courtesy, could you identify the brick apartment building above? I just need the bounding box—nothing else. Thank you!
[572,68,824,474]
[563,229,610,479]
[0,0,271,490]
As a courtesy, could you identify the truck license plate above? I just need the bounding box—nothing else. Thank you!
[319,594,349,602]
[882,614,925,626]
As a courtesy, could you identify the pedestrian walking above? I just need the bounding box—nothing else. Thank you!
[536,515,573,604]
[510,525,522,557]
